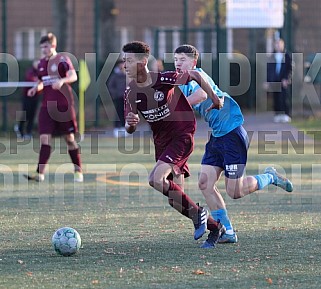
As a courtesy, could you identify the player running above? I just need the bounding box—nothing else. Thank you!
[24,33,83,183]
[174,44,293,246]
[123,41,225,248]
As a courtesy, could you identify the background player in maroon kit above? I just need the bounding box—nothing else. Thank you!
[14,59,40,140]
[25,32,83,183]
[123,41,225,248]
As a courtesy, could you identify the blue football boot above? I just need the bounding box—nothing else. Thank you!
[218,231,238,244]
[264,166,293,192]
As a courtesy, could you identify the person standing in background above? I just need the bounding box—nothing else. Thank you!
[107,59,127,137]
[24,32,83,183]
[265,38,292,123]
[14,59,40,140]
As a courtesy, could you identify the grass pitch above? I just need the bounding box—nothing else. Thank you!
[0,128,320,289]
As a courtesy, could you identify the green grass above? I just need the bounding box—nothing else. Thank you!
[0,133,320,289]
[292,117,321,140]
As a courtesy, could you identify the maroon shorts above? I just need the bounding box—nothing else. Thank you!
[38,106,78,136]
[155,132,194,178]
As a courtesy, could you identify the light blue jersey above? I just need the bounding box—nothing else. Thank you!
[180,68,244,137]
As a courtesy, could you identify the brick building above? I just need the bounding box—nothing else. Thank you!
[0,0,320,128]
[1,1,319,61]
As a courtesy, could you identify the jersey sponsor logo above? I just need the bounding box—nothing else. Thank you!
[50,63,58,72]
[154,91,165,102]
[225,164,238,176]
[140,104,170,122]
[42,75,59,86]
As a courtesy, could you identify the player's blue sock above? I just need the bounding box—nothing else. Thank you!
[254,173,274,190]
[211,209,233,232]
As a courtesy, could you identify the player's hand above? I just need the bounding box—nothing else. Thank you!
[52,79,64,90]
[126,112,140,126]
[206,95,224,111]
[27,87,37,97]
[263,82,269,90]
[282,79,289,88]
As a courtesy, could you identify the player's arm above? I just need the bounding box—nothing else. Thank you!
[124,90,139,134]
[27,80,44,97]
[186,87,207,106]
[188,70,223,110]
[52,69,77,90]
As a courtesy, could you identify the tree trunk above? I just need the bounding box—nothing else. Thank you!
[99,0,117,61]
[52,0,68,51]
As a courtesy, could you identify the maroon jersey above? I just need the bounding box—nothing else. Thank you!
[124,71,196,141]
[37,53,75,109]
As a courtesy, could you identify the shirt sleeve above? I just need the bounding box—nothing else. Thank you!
[159,71,191,86]
[58,54,74,77]
[179,81,200,97]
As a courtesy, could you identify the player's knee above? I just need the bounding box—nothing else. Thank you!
[148,178,155,188]
[198,179,207,191]
[198,174,209,191]
[168,198,174,207]
[148,175,159,188]
[66,140,77,149]
[40,134,51,145]
[151,180,163,189]
[148,175,167,194]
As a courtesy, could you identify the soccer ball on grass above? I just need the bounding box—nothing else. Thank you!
[52,227,81,256]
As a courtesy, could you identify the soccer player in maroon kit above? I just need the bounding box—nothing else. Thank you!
[25,33,83,183]
[123,41,225,248]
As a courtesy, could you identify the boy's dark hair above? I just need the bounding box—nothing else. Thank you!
[174,44,199,60]
[39,33,57,46]
[122,41,150,59]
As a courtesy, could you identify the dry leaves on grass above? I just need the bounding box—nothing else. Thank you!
[266,277,273,284]
[231,267,240,273]
[171,266,181,273]
[192,269,205,275]
[104,248,115,254]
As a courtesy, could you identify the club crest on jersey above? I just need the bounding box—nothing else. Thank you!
[154,91,164,102]
[51,63,58,72]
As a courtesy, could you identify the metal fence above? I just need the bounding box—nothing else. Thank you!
[1,0,321,133]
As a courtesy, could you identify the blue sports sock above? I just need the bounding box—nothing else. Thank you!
[254,173,274,190]
[211,209,233,231]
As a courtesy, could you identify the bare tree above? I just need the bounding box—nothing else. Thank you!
[99,0,117,61]
[52,0,68,51]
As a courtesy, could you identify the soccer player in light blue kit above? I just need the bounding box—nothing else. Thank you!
[174,45,293,248]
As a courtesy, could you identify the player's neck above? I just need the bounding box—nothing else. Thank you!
[45,51,57,60]
[136,70,152,87]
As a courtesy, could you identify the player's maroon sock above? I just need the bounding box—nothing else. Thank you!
[168,199,220,230]
[164,180,201,220]
[36,144,51,174]
[207,216,220,231]
[68,148,82,172]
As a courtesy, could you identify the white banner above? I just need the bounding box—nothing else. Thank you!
[226,0,284,28]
